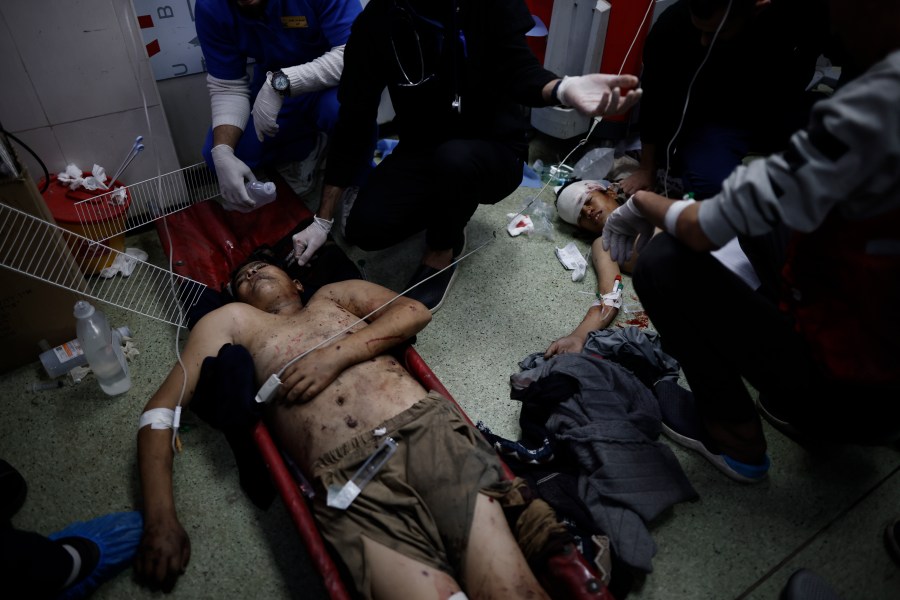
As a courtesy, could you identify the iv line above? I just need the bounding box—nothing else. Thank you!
[255,233,497,404]
[663,0,733,198]
[509,0,657,226]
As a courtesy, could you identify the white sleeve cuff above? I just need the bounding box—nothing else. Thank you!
[663,198,696,236]
[208,74,252,130]
[283,45,345,95]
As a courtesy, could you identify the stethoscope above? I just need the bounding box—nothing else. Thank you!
[389,0,466,114]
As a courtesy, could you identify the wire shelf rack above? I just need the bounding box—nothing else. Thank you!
[0,202,206,327]
[72,161,219,244]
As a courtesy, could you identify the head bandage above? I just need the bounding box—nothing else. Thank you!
[139,407,181,431]
[556,180,606,225]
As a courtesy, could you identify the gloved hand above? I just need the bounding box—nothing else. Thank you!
[601,196,654,266]
[252,73,284,142]
[211,144,257,211]
[292,216,333,266]
[557,74,643,117]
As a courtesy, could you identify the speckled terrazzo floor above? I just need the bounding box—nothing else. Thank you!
[1,137,899,599]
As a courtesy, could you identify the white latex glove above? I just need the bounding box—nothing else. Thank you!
[557,74,643,117]
[292,216,333,266]
[211,144,257,211]
[252,73,284,142]
[601,196,654,266]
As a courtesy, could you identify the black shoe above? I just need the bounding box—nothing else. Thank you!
[756,395,824,449]
[404,262,459,313]
[658,387,770,483]
[780,569,843,600]
[886,519,900,567]
[453,227,468,258]
[0,459,27,521]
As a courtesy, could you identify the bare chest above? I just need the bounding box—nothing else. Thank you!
[246,305,362,382]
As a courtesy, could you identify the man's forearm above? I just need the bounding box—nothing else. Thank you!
[633,191,714,251]
[638,142,657,172]
[212,124,243,150]
[317,183,344,221]
[354,302,429,358]
[568,305,616,341]
[138,427,179,523]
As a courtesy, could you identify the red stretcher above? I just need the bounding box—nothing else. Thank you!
[155,177,610,600]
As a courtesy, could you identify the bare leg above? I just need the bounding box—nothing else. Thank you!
[463,493,551,600]
[364,536,462,600]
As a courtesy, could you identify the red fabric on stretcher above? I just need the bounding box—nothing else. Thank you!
[156,182,610,599]
[155,178,312,290]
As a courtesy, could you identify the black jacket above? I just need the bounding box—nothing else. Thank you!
[325,0,558,187]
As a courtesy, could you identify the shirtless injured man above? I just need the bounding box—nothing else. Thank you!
[134,253,575,599]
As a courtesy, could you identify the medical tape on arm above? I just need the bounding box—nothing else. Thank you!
[593,276,623,309]
[139,407,182,431]
[664,198,696,236]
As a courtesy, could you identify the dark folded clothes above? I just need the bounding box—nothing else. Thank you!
[191,343,275,509]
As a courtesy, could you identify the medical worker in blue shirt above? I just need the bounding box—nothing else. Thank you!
[196,0,362,211]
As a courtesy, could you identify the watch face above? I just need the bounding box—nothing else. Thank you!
[272,72,290,93]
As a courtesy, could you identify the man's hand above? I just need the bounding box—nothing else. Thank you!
[135,517,191,592]
[557,74,643,117]
[252,73,283,142]
[211,144,257,211]
[277,346,346,405]
[601,196,654,266]
[292,216,332,266]
[544,334,585,359]
[619,166,655,195]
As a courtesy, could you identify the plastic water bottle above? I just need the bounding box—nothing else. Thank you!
[239,181,277,212]
[39,325,131,378]
[74,301,132,396]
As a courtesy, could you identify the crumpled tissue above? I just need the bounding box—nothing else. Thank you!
[506,213,534,236]
[57,163,109,191]
[99,247,148,279]
[555,241,587,282]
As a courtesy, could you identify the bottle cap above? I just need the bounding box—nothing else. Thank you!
[73,300,95,319]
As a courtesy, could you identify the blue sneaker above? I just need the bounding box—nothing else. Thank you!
[49,511,143,600]
[656,385,770,483]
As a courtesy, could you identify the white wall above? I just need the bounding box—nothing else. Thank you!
[0,0,180,186]
[157,73,212,165]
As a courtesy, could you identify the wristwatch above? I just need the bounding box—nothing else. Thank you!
[270,70,291,97]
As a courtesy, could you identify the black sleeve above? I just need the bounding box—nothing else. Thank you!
[485,0,558,107]
[637,1,686,147]
[324,9,385,188]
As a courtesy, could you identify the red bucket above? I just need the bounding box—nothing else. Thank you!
[40,173,132,275]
